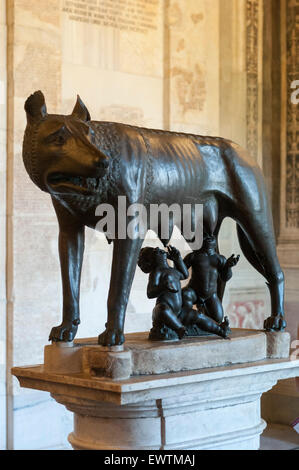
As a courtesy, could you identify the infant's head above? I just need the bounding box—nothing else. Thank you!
[202,235,217,251]
[138,247,167,273]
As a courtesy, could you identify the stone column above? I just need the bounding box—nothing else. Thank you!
[264,0,299,425]
[276,0,299,348]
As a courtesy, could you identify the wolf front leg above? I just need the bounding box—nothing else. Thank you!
[98,237,143,346]
[49,199,85,342]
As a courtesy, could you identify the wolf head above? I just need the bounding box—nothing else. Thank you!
[23,91,109,196]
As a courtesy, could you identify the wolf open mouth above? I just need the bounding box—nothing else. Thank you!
[48,173,101,195]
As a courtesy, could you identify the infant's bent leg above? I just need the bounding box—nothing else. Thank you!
[153,304,185,338]
[204,293,224,323]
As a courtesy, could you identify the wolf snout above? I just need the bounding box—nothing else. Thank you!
[94,157,109,171]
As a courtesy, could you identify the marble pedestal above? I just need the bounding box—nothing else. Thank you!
[12,329,299,450]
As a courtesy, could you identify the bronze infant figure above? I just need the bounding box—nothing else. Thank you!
[138,245,189,340]
[182,235,240,325]
[22,91,286,346]
[138,245,231,341]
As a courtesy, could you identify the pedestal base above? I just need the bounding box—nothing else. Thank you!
[66,397,266,450]
[12,330,299,450]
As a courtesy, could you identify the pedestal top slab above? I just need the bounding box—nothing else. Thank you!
[112,329,267,375]
[12,358,299,406]
[42,328,289,379]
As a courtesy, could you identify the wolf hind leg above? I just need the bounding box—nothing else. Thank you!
[236,221,285,331]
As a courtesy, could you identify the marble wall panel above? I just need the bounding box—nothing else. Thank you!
[7,16,62,409]
[167,0,219,135]
[219,0,247,148]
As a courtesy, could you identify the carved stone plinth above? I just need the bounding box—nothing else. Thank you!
[44,329,290,379]
[12,330,299,450]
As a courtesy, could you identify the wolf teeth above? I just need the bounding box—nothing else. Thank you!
[49,173,99,192]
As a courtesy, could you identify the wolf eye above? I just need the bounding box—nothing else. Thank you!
[55,133,66,145]
[46,128,68,146]
[87,127,96,142]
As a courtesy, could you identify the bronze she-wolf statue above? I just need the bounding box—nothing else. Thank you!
[22,91,286,346]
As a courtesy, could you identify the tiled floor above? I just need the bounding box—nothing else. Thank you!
[260,424,299,450]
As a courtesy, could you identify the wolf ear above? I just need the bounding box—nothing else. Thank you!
[24,91,47,124]
[71,95,91,122]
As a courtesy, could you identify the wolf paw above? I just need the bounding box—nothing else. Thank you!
[264,315,286,332]
[49,320,79,342]
[98,328,125,346]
